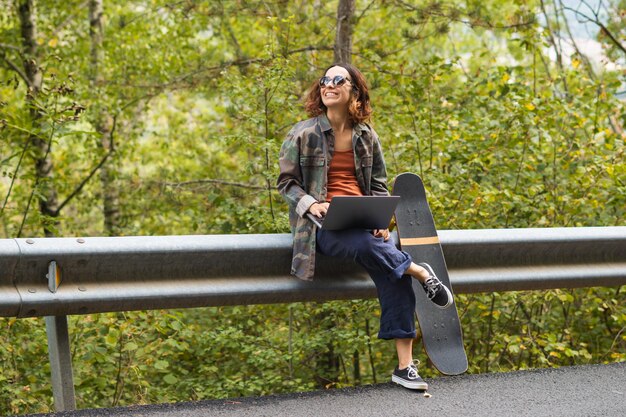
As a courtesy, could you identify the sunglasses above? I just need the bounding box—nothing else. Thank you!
[319,75,352,87]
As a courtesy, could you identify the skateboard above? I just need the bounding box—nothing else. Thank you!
[392,172,468,375]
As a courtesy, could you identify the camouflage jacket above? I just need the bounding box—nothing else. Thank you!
[277,114,389,280]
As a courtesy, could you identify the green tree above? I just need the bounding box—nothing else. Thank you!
[0,1,624,415]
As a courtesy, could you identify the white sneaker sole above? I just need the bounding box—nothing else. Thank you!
[391,374,429,390]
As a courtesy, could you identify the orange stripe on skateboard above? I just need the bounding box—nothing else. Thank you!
[400,236,440,246]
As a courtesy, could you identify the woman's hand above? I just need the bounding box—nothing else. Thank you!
[373,228,390,241]
[308,202,330,218]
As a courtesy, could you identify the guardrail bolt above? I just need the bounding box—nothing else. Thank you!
[26,239,34,244]
[77,238,85,244]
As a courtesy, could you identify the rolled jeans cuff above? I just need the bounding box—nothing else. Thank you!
[384,252,412,282]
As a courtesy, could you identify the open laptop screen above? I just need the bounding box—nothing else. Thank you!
[306,195,400,230]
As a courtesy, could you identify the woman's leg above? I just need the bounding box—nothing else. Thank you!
[316,228,412,281]
[316,228,416,340]
[406,262,453,309]
[316,228,428,389]
[404,263,431,283]
[395,338,414,369]
[316,228,451,308]
[392,337,428,390]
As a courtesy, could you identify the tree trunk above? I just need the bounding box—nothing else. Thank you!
[540,0,569,97]
[18,0,59,237]
[89,0,120,236]
[334,0,355,64]
[314,341,340,389]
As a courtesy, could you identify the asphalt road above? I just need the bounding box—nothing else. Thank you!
[25,362,626,417]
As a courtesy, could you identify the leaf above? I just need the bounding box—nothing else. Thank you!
[123,342,139,352]
[105,330,119,346]
[163,374,178,385]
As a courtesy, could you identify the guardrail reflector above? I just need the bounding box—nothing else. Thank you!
[47,261,61,293]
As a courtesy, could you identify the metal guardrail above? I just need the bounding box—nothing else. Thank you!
[1,227,625,412]
[0,239,21,317]
[1,227,625,318]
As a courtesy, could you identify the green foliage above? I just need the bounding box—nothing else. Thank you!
[0,318,51,414]
[1,0,625,415]
[1,289,625,414]
[458,288,626,374]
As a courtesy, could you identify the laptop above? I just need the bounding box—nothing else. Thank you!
[306,195,400,230]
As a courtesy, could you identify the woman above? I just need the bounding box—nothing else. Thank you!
[277,63,452,391]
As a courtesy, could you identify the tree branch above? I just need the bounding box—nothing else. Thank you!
[557,0,596,79]
[53,148,114,216]
[540,0,570,96]
[355,0,376,23]
[562,5,626,55]
[49,0,90,41]
[52,103,122,219]
[394,0,535,30]
[598,23,626,55]
[162,179,266,190]
[0,43,21,52]
[17,125,55,238]
[0,138,33,218]
[0,54,30,87]
[103,45,333,90]
[116,0,189,29]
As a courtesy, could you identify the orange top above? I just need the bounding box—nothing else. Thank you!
[326,149,363,201]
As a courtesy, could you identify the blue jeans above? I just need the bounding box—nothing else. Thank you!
[316,228,416,340]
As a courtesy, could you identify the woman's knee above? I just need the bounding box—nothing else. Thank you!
[317,229,359,258]
[353,232,381,258]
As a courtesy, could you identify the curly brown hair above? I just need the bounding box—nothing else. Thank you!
[304,63,373,124]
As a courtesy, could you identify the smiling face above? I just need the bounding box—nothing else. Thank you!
[304,63,372,123]
[320,66,353,110]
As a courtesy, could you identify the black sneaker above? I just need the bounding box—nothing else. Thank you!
[391,361,428,390]
[418,262,453,309]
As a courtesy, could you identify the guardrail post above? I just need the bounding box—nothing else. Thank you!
[45,315,76,411]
